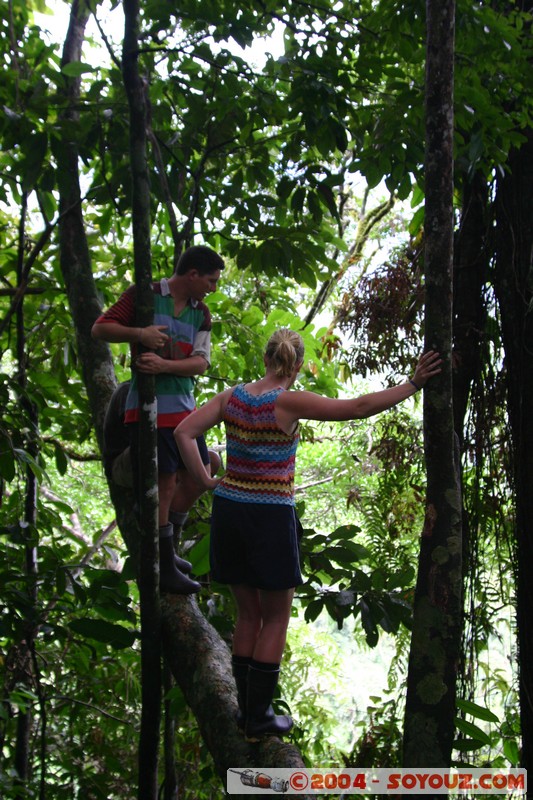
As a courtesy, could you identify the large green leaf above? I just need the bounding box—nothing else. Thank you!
[68,618,137,649]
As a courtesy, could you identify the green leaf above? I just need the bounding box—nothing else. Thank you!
[61,62,96,77]
[323,544,360,565]
[0,447,16,482]
[304,598,324,623]
[166,684,187,716]
[188,533,210,576]
[503,738,520,765]
[371,568,386,590]
[21,131,48,192]
[386,566,415,590]
[350,568,372,592]
[291,186,306,214]
[408,205,425,236]
[54,442,69,475]
[359,599,379,647]
[13,449,47,482]
[69,618,136,649]
[456,697,499,724]
[452,737,485,752]
[454,717,491,745]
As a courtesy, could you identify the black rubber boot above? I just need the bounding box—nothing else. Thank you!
[244,664,293,742]
[159,525,200,595]
[168,512,193,574]
[232,655,251,729]
[175,554,193,573]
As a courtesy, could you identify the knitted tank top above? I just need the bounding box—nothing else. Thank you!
[214,384,299,505]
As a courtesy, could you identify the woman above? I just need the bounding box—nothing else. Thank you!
[174,329,441,741]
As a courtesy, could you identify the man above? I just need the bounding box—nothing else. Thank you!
[92,245,224,594]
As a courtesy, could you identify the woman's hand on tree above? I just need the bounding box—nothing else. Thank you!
[412,350,442,388]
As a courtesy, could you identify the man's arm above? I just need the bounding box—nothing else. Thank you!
[92,321,170,349]
[91,285,171,348]
[135,352,208,377]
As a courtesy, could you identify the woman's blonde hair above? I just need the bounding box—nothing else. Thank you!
[264,329,305,378]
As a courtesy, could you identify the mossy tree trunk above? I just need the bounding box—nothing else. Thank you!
[122,1,161,797]
[403,0,462,768]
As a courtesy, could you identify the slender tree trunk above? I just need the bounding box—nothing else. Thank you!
[122,2,161,798]
[163,664,178,800]
[452,172,489,442]
[451,171,489,606]
[56,0,114,449]
[403,0,462,768]
[13,193,39,796]
[493,127,533,778]
[305,195,394,328]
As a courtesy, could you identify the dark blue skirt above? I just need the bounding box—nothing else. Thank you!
[210,495,303,590]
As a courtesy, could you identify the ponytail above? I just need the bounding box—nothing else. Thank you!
[264,329,305,378]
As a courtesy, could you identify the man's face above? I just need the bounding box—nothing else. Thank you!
[188,269,221,301]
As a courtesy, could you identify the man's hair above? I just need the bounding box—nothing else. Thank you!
[175,245,225,276]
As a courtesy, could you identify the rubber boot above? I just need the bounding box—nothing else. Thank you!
[244,663,293,741]
[168,511,193,574]
[159,524,200,595]
[232,655,251,729]
[175,554,193,573]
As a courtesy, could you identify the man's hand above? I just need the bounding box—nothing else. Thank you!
[140,325,170,350]
[135,352,167,374]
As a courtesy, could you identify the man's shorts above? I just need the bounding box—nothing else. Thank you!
[156,427,209,475]
[209,495,303,590]
[114,427,210,486]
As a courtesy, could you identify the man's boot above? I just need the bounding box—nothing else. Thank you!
[169,511,193,574]
[244,661,293,742]
[159,524,200,595]
[232,655,251,729]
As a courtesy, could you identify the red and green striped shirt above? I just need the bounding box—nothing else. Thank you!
[94,279,211,428]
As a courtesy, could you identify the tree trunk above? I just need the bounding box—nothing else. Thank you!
[451,171,489,618]
[122,2,161,797]
[493,126,533,778]
[14,193,39,795]
[403,0,462,768]
[452,172,489,442]
[305,194,395,328]
[55,0,114,449]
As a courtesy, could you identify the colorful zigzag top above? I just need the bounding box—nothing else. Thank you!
[214,383,299,506]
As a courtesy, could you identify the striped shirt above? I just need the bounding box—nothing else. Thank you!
[94,279,211,428]
[214,384,299,506]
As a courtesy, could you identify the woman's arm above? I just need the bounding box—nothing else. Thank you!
[174,389,233,489]
[276,351,442,427]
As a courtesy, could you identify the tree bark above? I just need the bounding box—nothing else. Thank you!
[493,127,533,778]
[122,2,161,798]
[451,171,489,605]
[55,0,114,451]
[403,0,462,768]
[452,172,489,442]
[13,193,39,795]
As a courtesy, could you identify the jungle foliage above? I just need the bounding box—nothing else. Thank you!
[1,0,532,796]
